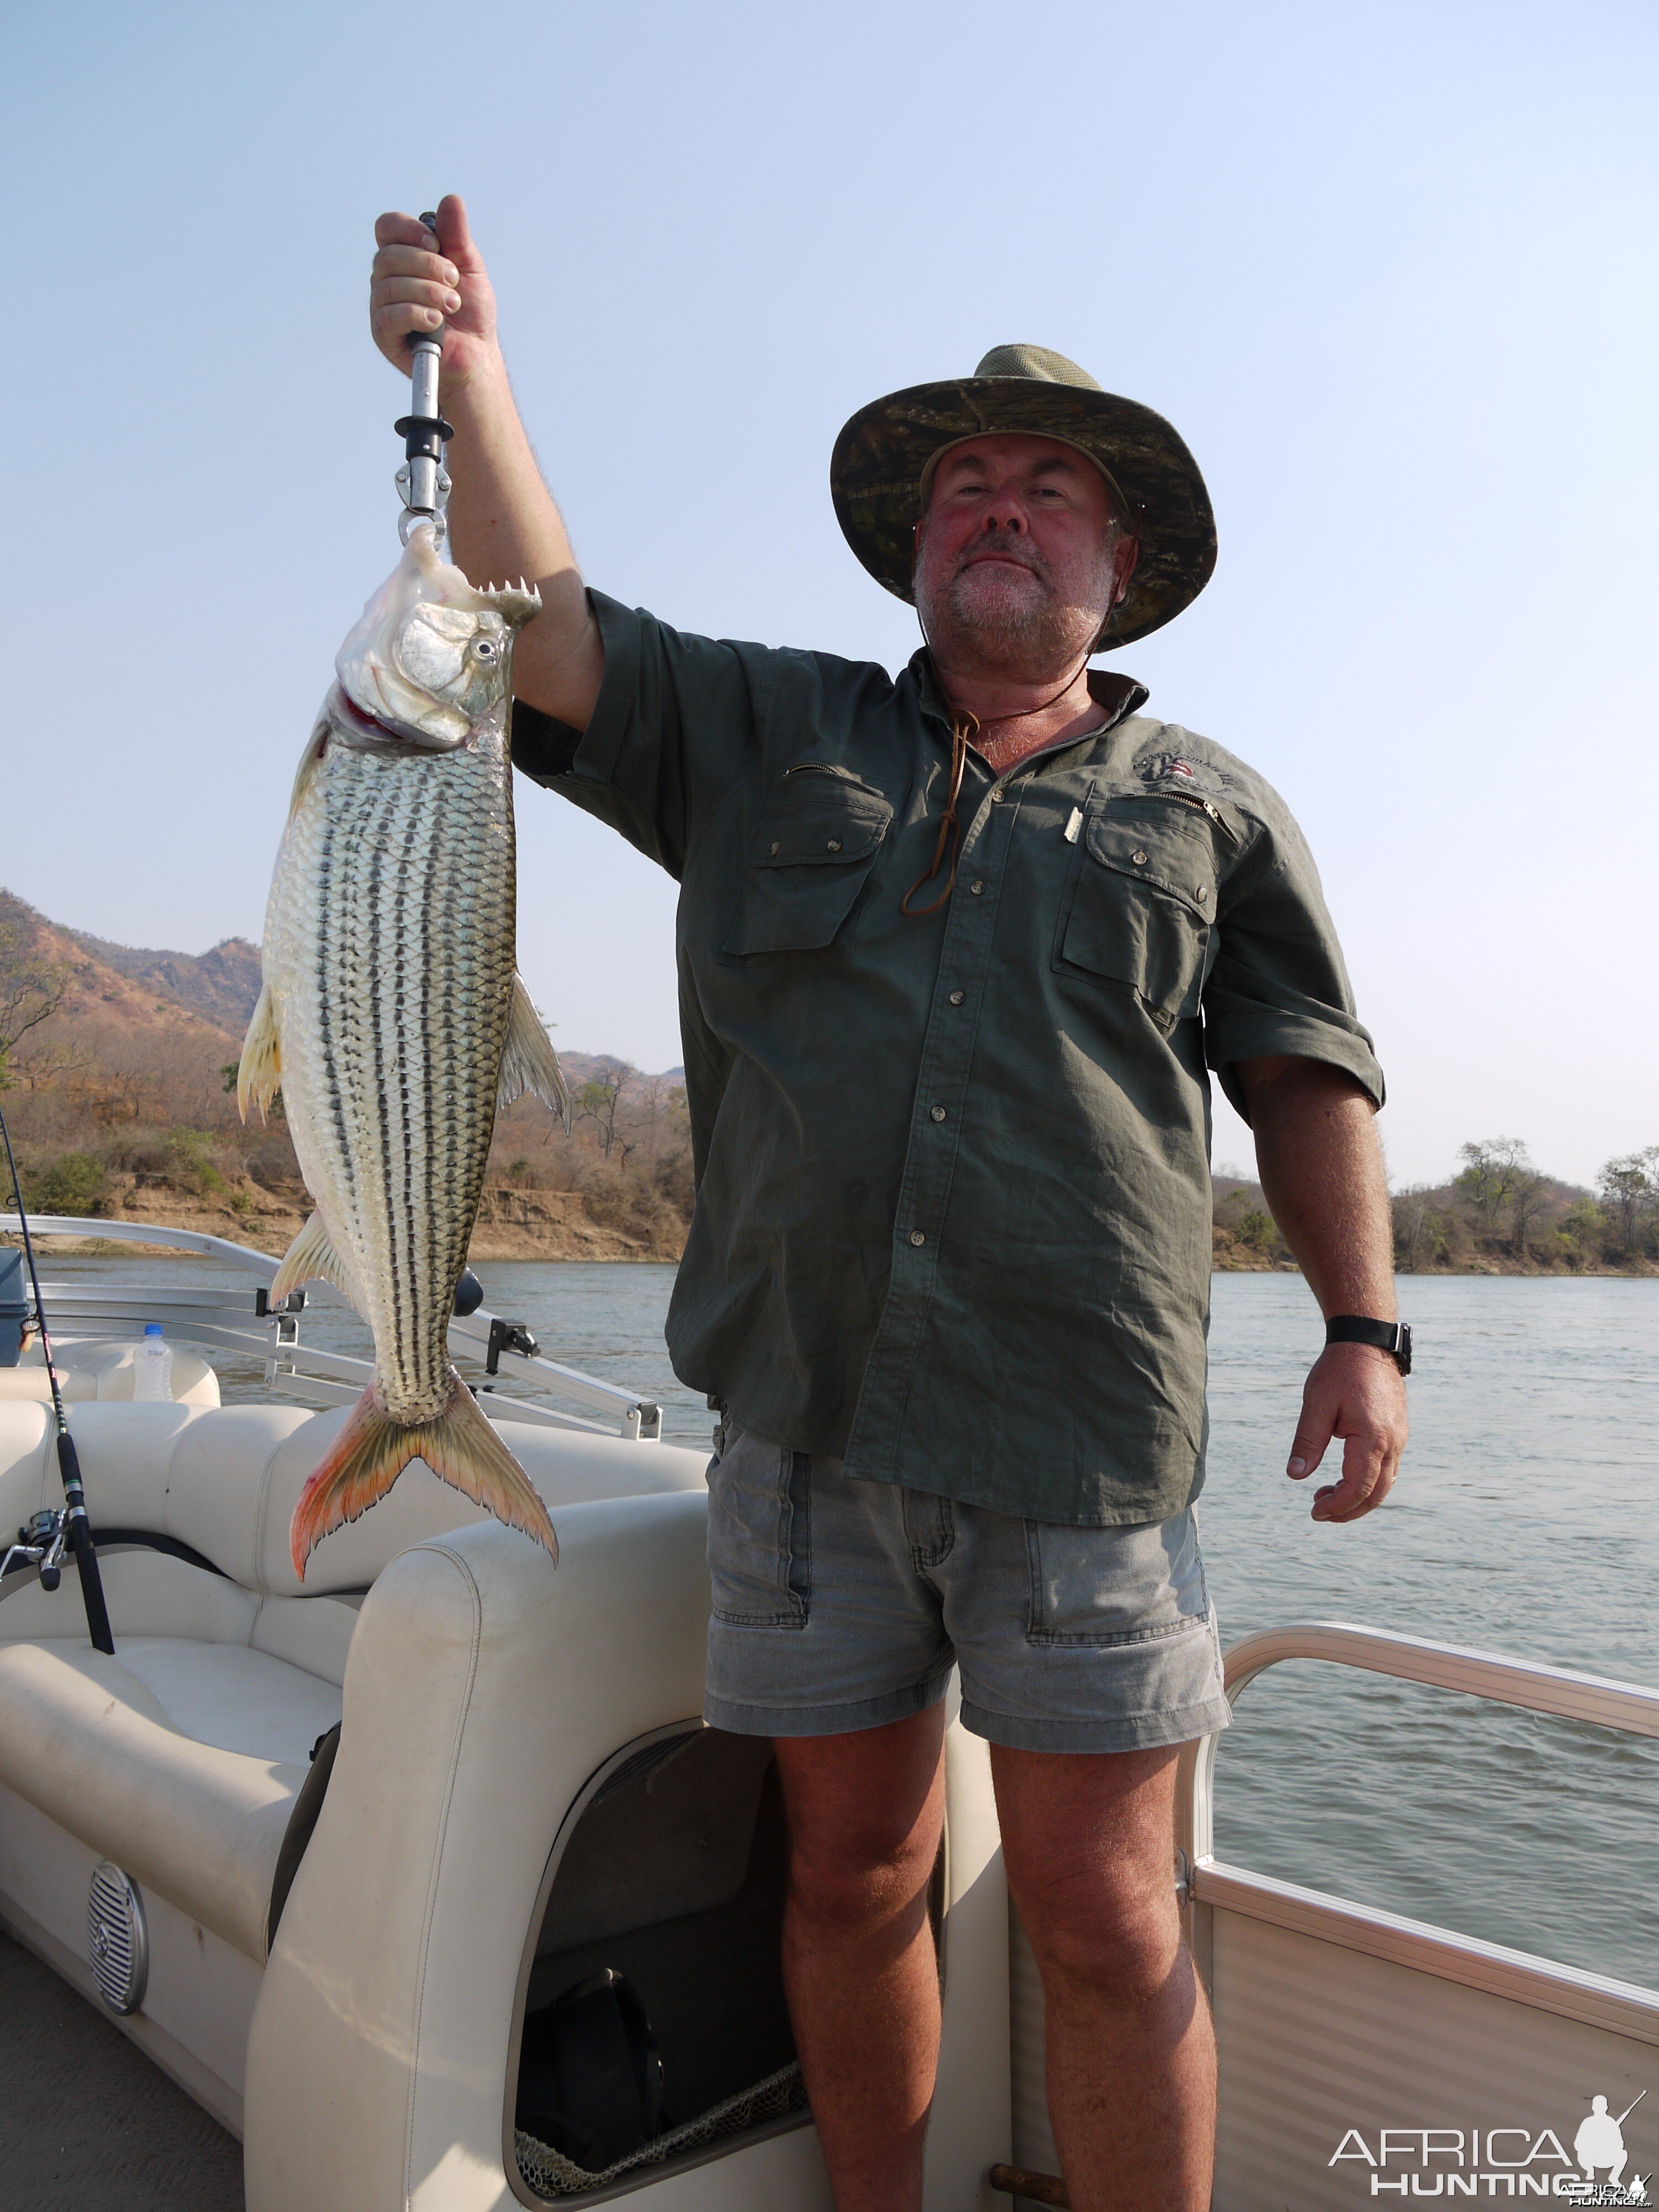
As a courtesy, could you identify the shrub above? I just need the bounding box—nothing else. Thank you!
[28,1151,110,1218]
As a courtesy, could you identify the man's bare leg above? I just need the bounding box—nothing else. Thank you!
[774,1706,947,2212]
[992,1742,1214,2212]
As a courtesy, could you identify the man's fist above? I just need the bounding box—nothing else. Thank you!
[369,193,498,393]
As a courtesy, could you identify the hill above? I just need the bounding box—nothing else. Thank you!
[61,924,263,1035]
[0,890,691,1262]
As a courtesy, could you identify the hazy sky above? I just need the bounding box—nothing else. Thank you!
[8,1,1655,1187]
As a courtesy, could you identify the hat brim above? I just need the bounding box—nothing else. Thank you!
[830,376,1217,650]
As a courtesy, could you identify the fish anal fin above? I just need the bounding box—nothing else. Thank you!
[237,985,281,1124]
[289,1374,559,1578]
[498,973,570,1129]
[270,1209,364,1313]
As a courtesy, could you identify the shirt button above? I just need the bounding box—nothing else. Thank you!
[989,787,1004,804]
[909,1229,926,1247]
[948,989,965,1006]
[930,1104,947,1123]
[769,841,780,855]
[1196,884,1208,902]
[969,879,985,895]
[827,838,842,853]
[1131,849,1149,867]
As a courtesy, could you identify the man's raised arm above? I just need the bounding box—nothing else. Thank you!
[369,192,604,731]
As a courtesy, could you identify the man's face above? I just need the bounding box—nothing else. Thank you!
[912,433,1136,679]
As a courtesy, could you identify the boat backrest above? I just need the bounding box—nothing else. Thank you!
[0,1338,221,1406]
[0,1399,707,1602]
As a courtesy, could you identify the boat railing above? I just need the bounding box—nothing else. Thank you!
[1178,1620,1659,2047]
[0,1213,664,1441]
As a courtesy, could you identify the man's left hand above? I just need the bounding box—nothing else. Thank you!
[1286,1343,1407,1523]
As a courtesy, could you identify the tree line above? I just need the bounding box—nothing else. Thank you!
[1391,1137,1658,1272]
[1219,1136,1658,1274]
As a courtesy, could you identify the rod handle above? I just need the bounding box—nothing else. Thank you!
[404,211,447,358]
[58,1433,114,1655]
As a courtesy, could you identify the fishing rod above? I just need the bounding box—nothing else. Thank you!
[0,1098,114,1653]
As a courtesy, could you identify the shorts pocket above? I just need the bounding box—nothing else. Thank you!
[1025,1510,1210,1647]
[707,1425,812,1629]
[1054,804,1215,1024]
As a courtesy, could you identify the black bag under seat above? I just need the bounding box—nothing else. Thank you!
[517,1968,666,2172]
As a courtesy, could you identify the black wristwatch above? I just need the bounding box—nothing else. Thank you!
[1326,1314,1412,1375]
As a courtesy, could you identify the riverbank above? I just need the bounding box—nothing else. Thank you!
[17,1191,1655,1275]
[15,1170,685,1264]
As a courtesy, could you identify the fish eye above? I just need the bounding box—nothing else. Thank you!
[471,638,498,661]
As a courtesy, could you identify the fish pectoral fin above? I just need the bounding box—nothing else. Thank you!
[498,973,571,1129]
[288,1374,559,1579]
[287,712,331,820]
[270,1210,365,1313]
[237,985,282,1124]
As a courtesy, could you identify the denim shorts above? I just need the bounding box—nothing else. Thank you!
[703,1418,1232,1755]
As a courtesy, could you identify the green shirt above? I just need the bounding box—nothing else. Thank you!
[512,593,1383,1526]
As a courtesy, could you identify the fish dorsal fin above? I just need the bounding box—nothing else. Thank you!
[237,985,282,1123]
[270,1209,366,1316]
[498,974,570,1128]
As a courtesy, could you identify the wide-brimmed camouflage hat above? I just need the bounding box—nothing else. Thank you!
[830,344,1217,650]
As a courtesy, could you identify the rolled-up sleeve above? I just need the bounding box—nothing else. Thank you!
[1202,805,1385,1121]
[509,591,772,880]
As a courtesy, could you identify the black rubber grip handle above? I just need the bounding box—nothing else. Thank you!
[59,1433,114,1655]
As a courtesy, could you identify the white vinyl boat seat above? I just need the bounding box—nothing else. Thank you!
[0,1399,707,1965]
[0,1337,222,1406]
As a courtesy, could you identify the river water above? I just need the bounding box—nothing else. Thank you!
[30,1257,1659,1991]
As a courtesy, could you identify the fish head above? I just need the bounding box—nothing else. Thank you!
[335,521,542,749]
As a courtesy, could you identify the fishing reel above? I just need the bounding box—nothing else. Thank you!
[2,1508,71,1591]
[395,210,455,545]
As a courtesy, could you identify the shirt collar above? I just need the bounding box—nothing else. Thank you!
[909,648,1149,738]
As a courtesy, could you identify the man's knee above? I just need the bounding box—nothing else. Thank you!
[1021,1862,1185,2007]
[776,1713,945,1931]
[787,1807,939,1929]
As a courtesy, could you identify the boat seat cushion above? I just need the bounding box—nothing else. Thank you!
[103,1639,343,1767]
[0,1549,352,1959]
[0,1397,710,1963]
[0,1634,311,1959]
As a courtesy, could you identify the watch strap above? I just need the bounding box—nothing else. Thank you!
[1325,1314,1412,1374]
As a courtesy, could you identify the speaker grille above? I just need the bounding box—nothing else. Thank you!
[87,1861,148,2014]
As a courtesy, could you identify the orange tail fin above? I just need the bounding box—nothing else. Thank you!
[289,1374,559,1578]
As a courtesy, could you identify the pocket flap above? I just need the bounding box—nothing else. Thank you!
[1084,813,1213,916]
[749,789,892,868]
[727,789,893,956]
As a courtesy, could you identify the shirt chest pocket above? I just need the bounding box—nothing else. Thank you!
[1055,806,1217,1023]
[723,782,894,956]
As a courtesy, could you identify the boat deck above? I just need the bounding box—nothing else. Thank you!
[1,1928,242,2211]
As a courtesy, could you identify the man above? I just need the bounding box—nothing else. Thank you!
[369,195,1408,2212]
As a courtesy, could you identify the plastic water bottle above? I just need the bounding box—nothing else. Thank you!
[132,1324,174,1403]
